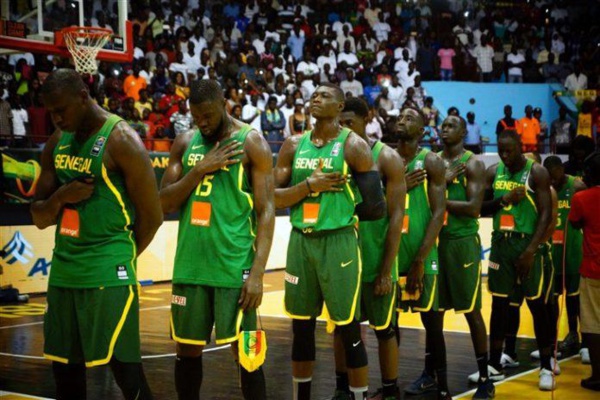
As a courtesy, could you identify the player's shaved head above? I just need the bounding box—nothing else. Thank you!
[41,68,88,96]
[189,79,224,105]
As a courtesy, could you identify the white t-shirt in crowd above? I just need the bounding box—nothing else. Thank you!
[11,108,28,137]
[506,52,525,76]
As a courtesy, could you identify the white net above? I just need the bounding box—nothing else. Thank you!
[62,27,112,74]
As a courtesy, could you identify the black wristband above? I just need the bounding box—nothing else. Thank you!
[306,178,313,193]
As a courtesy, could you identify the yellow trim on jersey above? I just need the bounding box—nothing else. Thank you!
[525,255,545,301]
[369,284,397,330]
[544,253,555,304]
[342,161,356,203]
[488,291,509,298]
[238,163,254,209]
[102,164,138,273]
[413,275,437,312]
[454,262,482,314]
[215,309,244,344]
[330,238,362,325]
[86,285,135,367]
[170,314,208,346]
[44,353,69,364]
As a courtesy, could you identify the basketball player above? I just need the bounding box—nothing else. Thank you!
[332,98,406,400]
[544,156,588,360]
[437,116,494,399]
[480,130,555,391]
[394,107,448,399]
[32,68,163,399]
[160,80,275,400]
[274,83,386,400]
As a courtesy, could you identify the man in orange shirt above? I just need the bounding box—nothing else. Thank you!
[518,105,541,152]
[123,64,147,101]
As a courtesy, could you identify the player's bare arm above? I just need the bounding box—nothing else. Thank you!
[515,163,552,280]
[274,135,345,209]
[239,130,275,310]
[31,130,94,229]
[407,152,446,294]
[447,157,486,218]
[105,123,163,255]
[160,131,243,213]
[374,146,406,296]
[345,131,386,220]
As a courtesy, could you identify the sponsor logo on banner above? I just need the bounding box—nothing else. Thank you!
[1,231,51,278]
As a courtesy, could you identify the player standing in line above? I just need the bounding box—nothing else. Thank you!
[327,98,406,400]
[479,131,555,391]
[394,107,449,399]
[274,83,386,400]
[32,68,163,399]
[160,79,275,400]
[437,115,495,399]
[544,156,588,361]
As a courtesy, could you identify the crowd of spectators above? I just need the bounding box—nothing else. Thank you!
[0,0,599,154]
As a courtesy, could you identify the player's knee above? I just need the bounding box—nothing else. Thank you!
[338,320,368,369]
[292,319,316,362]
[374,324,396,341]
[176,343,204,358]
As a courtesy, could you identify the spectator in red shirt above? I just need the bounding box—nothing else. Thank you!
[569,152,600,392]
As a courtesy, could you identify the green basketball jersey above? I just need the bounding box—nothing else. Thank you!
[440,151,479,239]
[290,128,361,231]
[173,125,256,288]
[359,142,397,283]
[492,159,538,234]
[398,149,438,275]
[52,114,137,288]
[553,175,583,269]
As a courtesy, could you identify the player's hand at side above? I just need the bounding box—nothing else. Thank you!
[307,158,346,193]
[405,169,426,191]
[515,249,534,282]
[196,141,243,175]
[239,273,263,310]
[503,187,526,204]
[58,178,94,204]
[374,271,393,296]
[406,259,424,295]
[445,163,466,184]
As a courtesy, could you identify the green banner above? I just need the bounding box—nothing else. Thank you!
[1,149,170,204]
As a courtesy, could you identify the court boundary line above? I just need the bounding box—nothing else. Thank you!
[0,344,230,361]
[452,354,579,399]
[0,390,53,399]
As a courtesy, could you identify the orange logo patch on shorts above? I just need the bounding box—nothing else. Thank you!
[500,214,515,231]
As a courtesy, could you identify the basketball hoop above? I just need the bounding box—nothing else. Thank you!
[60,27,112,74]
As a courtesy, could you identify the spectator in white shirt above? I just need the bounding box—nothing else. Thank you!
[399,62,420,89]
[564,64,588,91]
[506,45,525,83]
[471,35,495,82]
[336,25,356,53]
[394,49,411,75]
[366,109,384,144]
[317,43,337,72]
[340,69,364,98]
[372,12,391,42]
[296,50,320,79]
[337,41,360,70]
[387,75,405,110]
[182,42,201,79]
[169,51,190,82]
[551,33,565,55]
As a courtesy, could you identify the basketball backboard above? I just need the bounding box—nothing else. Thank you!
[0,0,132,64]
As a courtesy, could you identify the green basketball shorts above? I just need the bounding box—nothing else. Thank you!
[44,285,141,367]
[171,284,257,345]
[488,232,551,301]
[438,235,483,313]
[360,282,397,330]
[284,227,361,326]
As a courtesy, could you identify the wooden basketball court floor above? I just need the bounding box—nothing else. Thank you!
[0,270,596,400]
